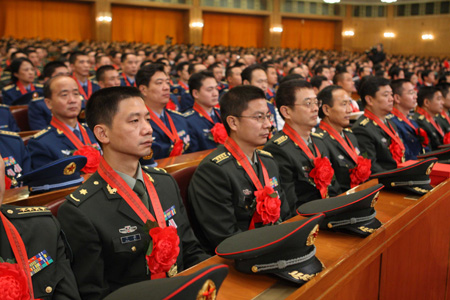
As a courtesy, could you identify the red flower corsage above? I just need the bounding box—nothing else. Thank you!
[146,226,180,278]
[253,186,281,225]
[349,156,372,188]
[309,157,334,198]
[210,123,227,144]
[0,262,29,300]
[73,145,101,174]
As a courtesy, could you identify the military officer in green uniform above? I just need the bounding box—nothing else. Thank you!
[0,155,80,300]
[263,80,340,210]
[57,87,208,300]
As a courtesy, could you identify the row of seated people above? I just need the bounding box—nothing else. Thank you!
[1,75,447,299]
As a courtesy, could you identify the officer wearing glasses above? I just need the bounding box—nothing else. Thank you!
[188,85,290,254]
[264,80,340,210]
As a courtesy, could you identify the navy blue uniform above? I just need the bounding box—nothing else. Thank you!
[0,104,20,132]
[412,112,443,151]
[28,97,52,130]
[150,109,191,159]
[1,83,43,105]
[0,130,31,188]
[72,78,100,100]
[27,124,99,169]
[179,91,194,112]
[119,75,136,87]
[184,108,222,152]
[389,114,427,160]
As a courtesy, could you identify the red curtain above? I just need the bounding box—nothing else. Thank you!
[0,0,93,41]
[282,18,336,50]
[202,13,265,47]
[111,5,186,44]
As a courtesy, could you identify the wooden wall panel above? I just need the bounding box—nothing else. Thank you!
[281,18,337,50]
[202,13,265,48]
[111,5,186,44]
[0,0,93,41]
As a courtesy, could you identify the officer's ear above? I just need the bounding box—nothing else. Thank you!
[94,124,110,145]
[423,98,431,109]
[279,105,291,120]
[393,94,401,105]
[365,95,374,107]
[243,79,250,86]
[138,84,148,97]
[192,89,199,100]
[44,98,52,110]
[322,104,331,117]
[226,115,239,133]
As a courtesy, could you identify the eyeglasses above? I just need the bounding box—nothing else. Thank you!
[292,99,322,108]
[236,113,274,124]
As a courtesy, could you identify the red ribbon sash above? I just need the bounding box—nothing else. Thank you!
[0,212,34,299]
[122,73,136,87]
[178,81,188,92]
[193,103,220,125]
[50,117,92,150]
[97,158,166,228]
[391,107,417,132]
[364,110,405,151]
[147,107,183,156]
[416,106,444,137]
[319,121,358,163]
[72,76,92,100]
[282,123,321,160]
[441,111,450,128]
[16,81,35,95]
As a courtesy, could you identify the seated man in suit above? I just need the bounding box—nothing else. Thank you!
[27,76,100,169]
[0,154,81,299]
[188,85,290,254]
[264,80,340,208]
[352,76,405,173]
[58,87,208,299]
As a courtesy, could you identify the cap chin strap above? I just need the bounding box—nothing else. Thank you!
[29,177,84,192]
[251,247,316,273]
[327,211,376,229]
[390,179,430,187]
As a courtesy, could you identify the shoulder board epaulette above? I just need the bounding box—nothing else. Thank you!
[32,127,50,138]
[257,149,273,158]
[88,75,96,81]
[0,103,9,108]
[31,96,44,102]
[3,84,14,91]
[0,130,19,137]
[35,83,43,88]
[418,115,425,120]
[143,166,168,174]
[67,177,103,206]
[183,110,195,117]
[343,128,353,133]
[168,109,183,116]
[91,80,99,84]
[311,132,323,138]
[211,151,231,165]
[386,114,394,119]
[360,118,370,126]
[2,206,51,218]
[273,134,288,145]
[221,89,229,93]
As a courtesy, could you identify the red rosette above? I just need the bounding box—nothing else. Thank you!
[0,262,30,300]
[444,132,450,145]
[253,186,281,225]
[165,100,177,111]
[349,156,372,188]
[73,145,101,174]
[309,157,334,198]
[5,175,11,190]
[389,140,404,165]
[146,226,180,276]
[169,139,184,157]
[210,123,227,144]
[417,128,429,148]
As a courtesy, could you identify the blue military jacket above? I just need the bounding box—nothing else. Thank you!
[0,104,20,132]
[0,130,31,188]
[184,107,222,152]
[1,83,43,105]
[389,114,427,160]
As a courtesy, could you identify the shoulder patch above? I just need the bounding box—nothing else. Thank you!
[343,128,353,133]
[257,149,273,158]
[67,177,103,206]
[3,84,14,91]
[2,206,51,218]
[311,132,323,138]
[144,166,168,174]
[168,109,183,116]
[273,134,288,145]
[211,151,231,165]
[31,96,44,102]
[418,115,425,120]
[183,110,195,117]
[386,114,394,119]
[32,127,50,138]
[360,118,370,126]
[0,130,19,137]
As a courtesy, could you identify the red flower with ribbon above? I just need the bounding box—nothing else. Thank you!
[165,100,177,111]
[349,156,372,188]
[309,157,334,198]
[253,186,281,225]
[146,226,180,276]
[417,128,429,148]
[0,262,29,300]
[444,132,450,145]
[389,140,404,165]
[210,123,227,144]
[169,139,184,157]
[73,145,101,174]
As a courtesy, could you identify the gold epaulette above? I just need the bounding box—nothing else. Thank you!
[168,109,183,116]
[35,83,43,88]
[418,115,425,120]
[311,132,323,138]
[344,128,353,133]
[0,130,19,137]
[386,114,394,119]
[2,206,51,218]
[360,118,370,126]
[0,103,9,108]
[183,110,195,117]
[32,127,50,138]
[257,149,273,158]
[3,84,14,91]
[211,151,231,165]
[31,96,44,102]
[273,134,288,145]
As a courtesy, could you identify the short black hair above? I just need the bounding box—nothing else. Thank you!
[10,58,34,83]
[417,86,440,107]
[43,61,67,79]
[332,72,348,85]
[225,63,243,78]
[359,76,390,106]
[188,70,215,96]
[310,75,328,89]
[275,80,312,119]
[279,74,304,85]
[43,75,69,99]
[136,64,165,88]
[176,62,189,73]
[220,85,266,135]
[390,79,410,96]
[96,65,117,82]
[241,64,265,83]
[317,85,344,119]
[188,63,204,75]
[437,82,450,98]
[314,64,329,76]
[421,70,433,81]
[86,86,144,136]
[69,51,87,65]
[121,53,136,63]
[389,66,403,79]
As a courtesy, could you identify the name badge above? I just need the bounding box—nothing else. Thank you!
[120,234,141,244]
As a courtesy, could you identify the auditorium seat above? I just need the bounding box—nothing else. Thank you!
[10,105,30,131]
[45,198,66,217]
[170,165,198,230]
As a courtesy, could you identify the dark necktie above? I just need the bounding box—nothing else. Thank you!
[82,84,88,95]
[73,129,83,142]
[133,180,149,209]
[211,112,219,123]
[160,114,167,126]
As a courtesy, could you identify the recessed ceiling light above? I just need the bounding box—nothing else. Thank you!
[324,0,340,3]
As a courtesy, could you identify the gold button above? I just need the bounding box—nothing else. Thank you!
[251,266,258,273]
[7,210,13,214]
[131,246,136,252]
[45,286,52,293]
[94,181,99,185]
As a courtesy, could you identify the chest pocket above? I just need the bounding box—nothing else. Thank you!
[32,260,64,299]
[112,233,149,254]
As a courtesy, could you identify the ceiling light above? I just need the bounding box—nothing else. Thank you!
[271,26,283,33]
[422,34,434,40]
[343,30,355,37]
[381,0,397,3]
[324,0,340,3]
[384,32,395,38]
